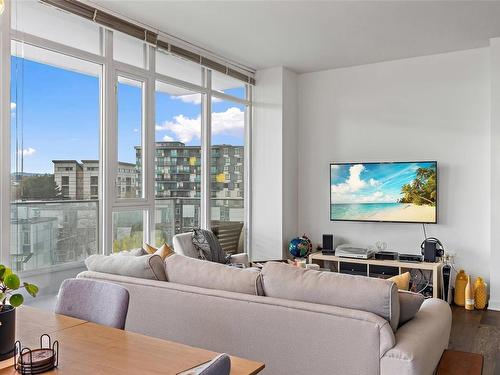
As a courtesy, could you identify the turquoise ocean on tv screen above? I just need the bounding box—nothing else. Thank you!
[331,203,406,220]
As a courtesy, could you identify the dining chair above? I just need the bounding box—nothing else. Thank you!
[55,278,129,329]
[199,353,231,375]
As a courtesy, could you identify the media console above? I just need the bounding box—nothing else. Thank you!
[308,252,443,299]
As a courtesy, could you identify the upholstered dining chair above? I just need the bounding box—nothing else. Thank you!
[55,278,130,329]
[199,354,231,375]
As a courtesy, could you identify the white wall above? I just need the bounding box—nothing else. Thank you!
[252,67,298,261]
[490,38,500,309]
[297,48,491,283]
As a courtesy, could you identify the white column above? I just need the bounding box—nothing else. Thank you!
[252,66,298,261]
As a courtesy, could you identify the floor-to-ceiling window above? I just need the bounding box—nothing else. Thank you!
[154,80,202,247]
[2,0,253,307]
[210,73,248,254]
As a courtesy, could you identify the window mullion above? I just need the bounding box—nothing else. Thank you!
[145,45,156,245]
[201,69,212,230]
[0,0,11,265]
[244,85,252,257]
[102,29,116,255]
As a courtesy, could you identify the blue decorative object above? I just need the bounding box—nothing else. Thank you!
[288,235,312,258]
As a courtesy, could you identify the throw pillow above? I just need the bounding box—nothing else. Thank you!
[398,290,425,327]
[85,254,167,281]
[192,228,230,264]
[144,242,174,260]
[388,272,410,291]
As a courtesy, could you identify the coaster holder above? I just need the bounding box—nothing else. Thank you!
[13,334,59,374]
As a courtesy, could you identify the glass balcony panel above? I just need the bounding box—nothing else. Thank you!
[112,210,145,252]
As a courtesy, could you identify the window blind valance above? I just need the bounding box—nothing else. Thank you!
[39,0,255,85]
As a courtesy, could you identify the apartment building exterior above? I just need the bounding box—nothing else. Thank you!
[135,142,244,234]
[53,160,137,200]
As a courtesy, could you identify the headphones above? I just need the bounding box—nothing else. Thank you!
[420,237,445,257]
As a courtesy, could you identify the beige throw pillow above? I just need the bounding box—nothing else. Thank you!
[144,243,175,260]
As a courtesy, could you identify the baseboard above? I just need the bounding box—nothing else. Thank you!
[487,300,500,311]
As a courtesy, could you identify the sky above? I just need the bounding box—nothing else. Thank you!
[11,56,245,173]
[330,162,436,204]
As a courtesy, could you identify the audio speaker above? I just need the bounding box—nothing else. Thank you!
[322,234,334,251]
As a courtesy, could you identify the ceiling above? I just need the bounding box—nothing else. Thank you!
[90,1,500,74]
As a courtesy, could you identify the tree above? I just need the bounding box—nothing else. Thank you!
[398,167,437,206]
[20,175,62,200]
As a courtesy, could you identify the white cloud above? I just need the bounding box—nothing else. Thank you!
[172,94,221,105]
[173,94,202,105]
[212,107,244,136]
[19,147,36,157]
[162,135,174,142]
[156,107,244,143]
[10,102,16,110]
[331,164,366,194]
[369,178,379,187]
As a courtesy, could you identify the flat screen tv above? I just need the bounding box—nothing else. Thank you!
[330,161,437,223]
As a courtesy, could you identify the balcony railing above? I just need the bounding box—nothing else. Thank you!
[10,199,99,273]
[10,197,245,273]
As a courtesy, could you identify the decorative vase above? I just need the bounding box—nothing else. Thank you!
[0,306,16,361]
[474,277,488,310]
[465,275,474,311]
[454,269,467,306]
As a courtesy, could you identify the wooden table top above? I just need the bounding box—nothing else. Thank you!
[0,306,264,375]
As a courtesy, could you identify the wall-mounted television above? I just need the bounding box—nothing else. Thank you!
[330,161,437,223]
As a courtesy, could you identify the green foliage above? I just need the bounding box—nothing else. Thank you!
[4,274,20,290]
[112,231,143,253]
[0,264,38,311]
[18,175,62,200]
[9,294,24,308]
[398,167,437,206]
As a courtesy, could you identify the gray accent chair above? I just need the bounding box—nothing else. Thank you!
[199,353,231,375]
[173,232,249,266]
[55,278,130,329]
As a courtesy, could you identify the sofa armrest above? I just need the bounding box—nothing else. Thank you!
[230,253,249,266]
[380,298,451,375]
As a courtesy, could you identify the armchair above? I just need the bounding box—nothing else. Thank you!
[172,232,249,267]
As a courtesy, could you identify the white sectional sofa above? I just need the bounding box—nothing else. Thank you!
[78,254,452,375]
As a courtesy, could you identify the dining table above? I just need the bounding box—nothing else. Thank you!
[0,306,265,375]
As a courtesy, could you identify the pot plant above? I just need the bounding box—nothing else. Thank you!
[0,265,38,361]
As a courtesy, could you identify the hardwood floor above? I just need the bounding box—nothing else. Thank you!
[449,305,500,375]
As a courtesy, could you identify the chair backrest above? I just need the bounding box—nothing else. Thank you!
[199,353,231,375]
[211,222,244,254]
[55,278,129,329]
[172,232,200,259]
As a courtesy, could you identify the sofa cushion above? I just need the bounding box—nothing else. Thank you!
[85,254,167,281]
[261,262,400,331]
[398,290,425,327]
[165,254,263,295]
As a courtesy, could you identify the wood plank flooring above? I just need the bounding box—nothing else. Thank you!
[449,305,500,375]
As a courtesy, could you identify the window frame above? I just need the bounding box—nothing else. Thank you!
[1,2,253,266]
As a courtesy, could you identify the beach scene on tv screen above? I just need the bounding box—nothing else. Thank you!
[330,162,437,222]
